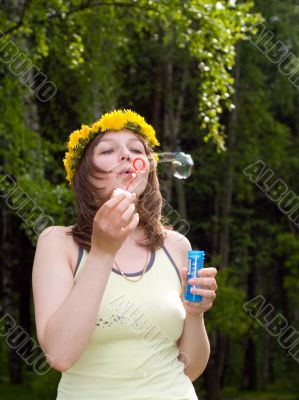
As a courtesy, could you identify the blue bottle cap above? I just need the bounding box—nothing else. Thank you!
[188,250,205,259]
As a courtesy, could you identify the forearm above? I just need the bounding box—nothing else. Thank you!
[177,313,210,381]
[42,249,114,371]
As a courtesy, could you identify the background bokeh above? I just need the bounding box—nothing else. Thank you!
[0,1,298,399]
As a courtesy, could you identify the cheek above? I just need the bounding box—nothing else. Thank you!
[138,158,150,179]
[133,155,149,171]
[137,170,150,191]
[93,155,115,172]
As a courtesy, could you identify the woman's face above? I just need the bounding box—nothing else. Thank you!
[91,129,150,198]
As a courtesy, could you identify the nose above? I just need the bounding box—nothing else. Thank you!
[120,148,131,162]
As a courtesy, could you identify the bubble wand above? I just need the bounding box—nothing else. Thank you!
[125,157,146,191]
[116,152,194,195]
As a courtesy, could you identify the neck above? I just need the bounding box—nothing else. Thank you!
[116,227,144,254]
[127,226,144,242]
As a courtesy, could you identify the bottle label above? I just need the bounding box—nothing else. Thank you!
[184,252,205,303]
[188,258,197,278]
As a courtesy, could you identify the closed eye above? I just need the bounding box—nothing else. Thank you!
[101,149,113,154]
[100,148,143,155]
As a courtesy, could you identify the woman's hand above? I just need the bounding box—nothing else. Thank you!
[91,191,139,256]
[181,267,218,316]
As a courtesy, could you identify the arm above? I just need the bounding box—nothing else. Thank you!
[177,313,210,381]
[32,226,114,372]
[32,191,138,372]
[172,233,217,381]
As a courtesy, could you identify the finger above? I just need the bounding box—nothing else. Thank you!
[96,192,128,219]
[108,193,136,220]
[188,277,217,290]
[198,267,218,277]
[117,203,136,227]
[189,288,217,299]
[121,212,139,234]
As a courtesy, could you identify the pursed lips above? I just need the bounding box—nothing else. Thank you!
[117,168,135,176]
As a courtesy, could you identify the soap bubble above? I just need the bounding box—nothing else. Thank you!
[157,152,194,179]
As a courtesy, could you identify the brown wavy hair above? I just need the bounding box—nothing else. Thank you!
[66,130,173,252]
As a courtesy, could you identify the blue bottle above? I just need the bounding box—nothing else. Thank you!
[184,250,205,302]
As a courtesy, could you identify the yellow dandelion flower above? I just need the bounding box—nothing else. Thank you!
[91,121,102,133]
[142,124,159,147]
[63,152,72,169]
[123,109,140,123]
[99,110,126,131]
[80,124,91,139]
[68,130,81,150]
[66,169,73,185]
[63,109,160,185]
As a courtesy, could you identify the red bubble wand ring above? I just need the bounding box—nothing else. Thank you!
[125,157,146,191]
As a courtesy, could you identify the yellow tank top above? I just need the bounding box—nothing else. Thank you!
[56,245,198,400]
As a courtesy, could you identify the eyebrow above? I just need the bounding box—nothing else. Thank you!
[98,138,142,144]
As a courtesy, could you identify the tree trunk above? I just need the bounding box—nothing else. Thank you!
[174,180,187,221]
[241,254,257,390]
[204,330,229,400]
[0,0,40,380]
[242,338,256,390]
[162,55,189,217]
[204,44,241,400]
[261,333,275,389]
[172,66,189,221]
[161,60,174,202]
[19,234,34,372]
[152,61,163,131]
[1,203,23,384]
[211,192,220,256]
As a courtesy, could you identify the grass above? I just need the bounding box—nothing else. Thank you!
[0,369,60,400]
[0,382,39,400]
[219,386,299,400]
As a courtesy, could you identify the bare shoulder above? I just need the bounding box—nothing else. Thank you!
[32,225,78,348]
[163,229,191,272]
[164,229,191,252]
[38,225,73,238]
[36,225,78,274]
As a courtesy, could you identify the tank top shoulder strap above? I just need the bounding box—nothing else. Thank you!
[73,244,182,284]
[73,246,85,280]
[161,244,182,284]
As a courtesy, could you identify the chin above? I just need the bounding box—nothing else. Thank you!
[113,180,146,196]
[130,183,147,197]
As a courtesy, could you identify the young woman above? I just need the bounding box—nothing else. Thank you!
[32,109,218,400]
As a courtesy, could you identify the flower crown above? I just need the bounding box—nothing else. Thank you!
[63,109,160,185]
